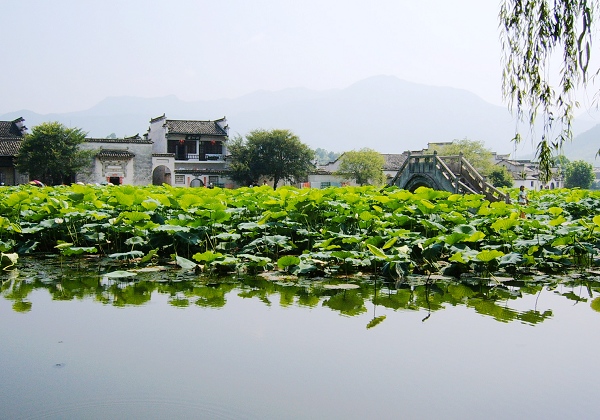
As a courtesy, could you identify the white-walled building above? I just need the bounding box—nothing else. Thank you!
[78,135,153,185]
[146,115,234,188]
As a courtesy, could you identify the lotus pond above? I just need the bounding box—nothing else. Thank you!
[1,185,600,418]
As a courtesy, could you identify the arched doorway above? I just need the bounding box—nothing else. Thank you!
[190,178,204,188]
[152,165,172,185]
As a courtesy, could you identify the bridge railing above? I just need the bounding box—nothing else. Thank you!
[455,155,509,203]
[390,152,510,202]
[440,154,509,202]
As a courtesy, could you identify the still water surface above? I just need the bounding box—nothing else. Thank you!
[1,260,599,419]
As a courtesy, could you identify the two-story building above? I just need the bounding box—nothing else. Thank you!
[146,114,233,187]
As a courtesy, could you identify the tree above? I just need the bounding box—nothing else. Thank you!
[228,129,314,189]
[564,160,595,189]
[314,148,341,165]
[488,166,514,188]
[428,139,494,175]
[334,148,385,186]
[500,1,599,182]
[15,122,93,185]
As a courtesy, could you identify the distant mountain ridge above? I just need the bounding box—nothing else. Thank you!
[2,75,598,159]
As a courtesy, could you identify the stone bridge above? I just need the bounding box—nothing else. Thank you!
[389,152,509,202]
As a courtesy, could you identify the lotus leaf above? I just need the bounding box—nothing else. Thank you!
[104,270,137,278]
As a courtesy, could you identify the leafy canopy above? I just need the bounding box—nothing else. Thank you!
[314,148,341,165]
[15,122,93,185]
[564,160,594,189]
[334,148,385,186]
[500,0,599,182]
[488,166,514,188]
[428,139,494,175]
[228,129,314,189]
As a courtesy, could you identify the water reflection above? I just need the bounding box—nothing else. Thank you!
[2,258,600,325]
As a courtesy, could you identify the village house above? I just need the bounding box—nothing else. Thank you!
[307,153,407,188]
[77,134,154,185]
[146,114,233,188]
[0,117,29,185]
[494,158,563,190]
[0,117,569,190]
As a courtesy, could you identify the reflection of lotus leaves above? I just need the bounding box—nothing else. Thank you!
[169,298,190,308]
[591,297,600,312]
[447,284,475,300]
[322,284,360,290]
[470,299,518,323]
[367,315,387,329]
[322,292,366,316]
[12,300,32,313]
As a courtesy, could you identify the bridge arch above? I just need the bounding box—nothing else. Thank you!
[401,174,442,192]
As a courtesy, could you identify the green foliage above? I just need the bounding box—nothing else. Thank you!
[488,166,514,188]
[228,129,315,189]
[429,139,493,175]
[565,160,594,189]
[334,148,385,186]
[499,0,599,182]
[1,183,600,279]
[314,148,340,165]
[15,121,94,185]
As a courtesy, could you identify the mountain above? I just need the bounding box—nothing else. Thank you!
[3,75,592,156]
[562,123,600,164]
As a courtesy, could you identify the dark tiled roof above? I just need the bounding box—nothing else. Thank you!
[152,153,175,157]
[0,140,22,156]
[165,119,227,136]
[382,153,408,171]
[0,118,26,140]
[97,149,135,159]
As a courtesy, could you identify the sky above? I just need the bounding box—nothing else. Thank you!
[1,0,509,115]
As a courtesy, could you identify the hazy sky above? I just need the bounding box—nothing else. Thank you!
[2,0,509,115]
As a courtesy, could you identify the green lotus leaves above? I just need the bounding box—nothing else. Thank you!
[491,218,518,232]
[366,244,387,259]
[104,270,137,278]
[476,250,505,262]
[382,237,398,249]
[61,246,98,256]
[443,232,468,246]
[175,255,197,270]
[0,252,18,270]
[277,255,301,270]
[0,184,600,279]
[193,251,223,263]
[591,297,600,312]
[119,211,151,223]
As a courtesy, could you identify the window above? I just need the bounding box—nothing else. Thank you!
[208,176,219,184]
[205,140,222,155]
[175,175,185,184]
[320,181,331,189]
[185,141,196,154]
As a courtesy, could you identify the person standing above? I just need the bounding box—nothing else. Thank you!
[518,185,529,205]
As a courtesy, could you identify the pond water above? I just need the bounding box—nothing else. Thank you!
[1,259,600,419]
